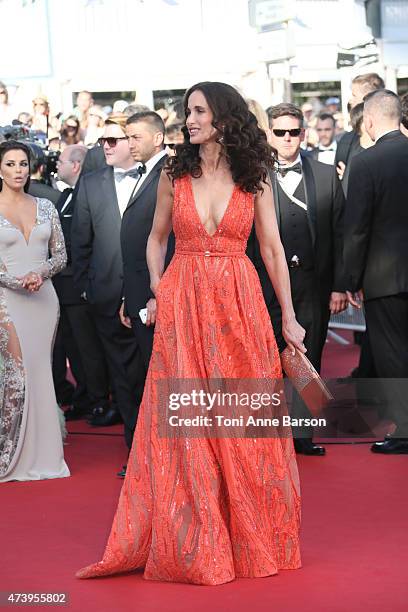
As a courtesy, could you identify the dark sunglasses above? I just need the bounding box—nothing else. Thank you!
[98,136,127,147]
[272,128,302,137]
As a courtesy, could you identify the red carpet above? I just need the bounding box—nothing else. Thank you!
[2,333,408,611]
[321,329,359,378]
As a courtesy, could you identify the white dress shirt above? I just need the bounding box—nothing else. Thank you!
[133,149,167,196]
[276,154,303,196]
[60,191,73,214]
[113,165,140,217]
[317,140,337,165]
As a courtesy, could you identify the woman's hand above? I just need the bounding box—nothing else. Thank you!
[145,298,157,327]
[19,272,43,292]
[282,316,306,355]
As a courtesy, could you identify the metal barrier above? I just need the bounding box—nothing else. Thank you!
[328,305,366,345]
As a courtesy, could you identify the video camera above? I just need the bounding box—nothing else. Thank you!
[0,122,60,186]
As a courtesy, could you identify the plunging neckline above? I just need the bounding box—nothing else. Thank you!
[188,175,237,239]
[0,198,39,246]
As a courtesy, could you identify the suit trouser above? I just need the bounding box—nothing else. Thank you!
[52,309,87,408]
[92,309,143,449]
[266,268,330,438]
[355,331,377,377]
[129,316,154,370]
[63,303,111,409]
[364,294,408,438]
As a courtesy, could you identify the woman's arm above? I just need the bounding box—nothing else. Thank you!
[20,203,67,293]
[147,171,174,295]
[254,180,306,354]
[33,203,67,280]
[0,257,22,290]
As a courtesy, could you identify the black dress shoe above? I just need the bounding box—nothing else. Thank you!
[88,407,122,427]
[64,406,87,421]
[371,438,408,454]
[117,465,127,478]
[294,439,326,456]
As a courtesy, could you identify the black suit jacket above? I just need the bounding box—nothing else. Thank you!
[334,129,360,167]
[72,166,125,316]
[80,145,107,177]
[344,130,408,300]
[309,148,319,161]
[247,154,346,304]
[28,180,60,205]
[53,186,83,305]
[121,155,174,317]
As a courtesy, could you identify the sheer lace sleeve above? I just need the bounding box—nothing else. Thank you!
[33,199,67,280]
[0,257,22,290]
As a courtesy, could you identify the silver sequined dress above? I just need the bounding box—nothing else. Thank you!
[0,197,70,482]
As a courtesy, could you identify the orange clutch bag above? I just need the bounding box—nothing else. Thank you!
[280,347,334,416]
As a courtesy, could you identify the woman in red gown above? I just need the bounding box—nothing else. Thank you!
[77,82,305,586]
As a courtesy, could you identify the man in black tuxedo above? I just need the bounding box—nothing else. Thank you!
[310,113,338,165]
[80,144,106,176]
[72,113,142,458]
[345,90,408,454]
[115,113,174,478]
[247,103,347,455]
[335,73,384,188]
[336,76,385,385]
[119,112,170,368]
[53,144,111,420]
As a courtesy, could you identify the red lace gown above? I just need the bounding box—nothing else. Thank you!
[77,175,301,585]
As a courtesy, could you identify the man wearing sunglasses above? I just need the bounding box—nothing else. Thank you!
[72,113,142,471]
[248,102,347,455]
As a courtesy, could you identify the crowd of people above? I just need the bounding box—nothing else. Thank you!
[0,73,408,584]
[0,86,185,150]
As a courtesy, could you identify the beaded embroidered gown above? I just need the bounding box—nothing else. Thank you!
[77,176,301,585]
[0,197,69,482]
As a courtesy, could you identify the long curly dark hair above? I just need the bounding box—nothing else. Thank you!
[0,140,31,193]
[165,82,274,193]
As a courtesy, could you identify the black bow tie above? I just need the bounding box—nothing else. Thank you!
[319,147,334,152]
[278,162,302,177]
[115,165,146,182]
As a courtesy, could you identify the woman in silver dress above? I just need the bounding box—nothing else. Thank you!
[0,140,69,482]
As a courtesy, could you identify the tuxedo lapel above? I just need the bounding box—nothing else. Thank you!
[301,156,317,247]
[310,148,319,161]
[101,166,121,228]
[269,169,281,232]
[56,189,72,214]
[125,156,167,212]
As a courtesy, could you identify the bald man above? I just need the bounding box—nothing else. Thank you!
[344,89,408,454]
[53,144,112,421]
